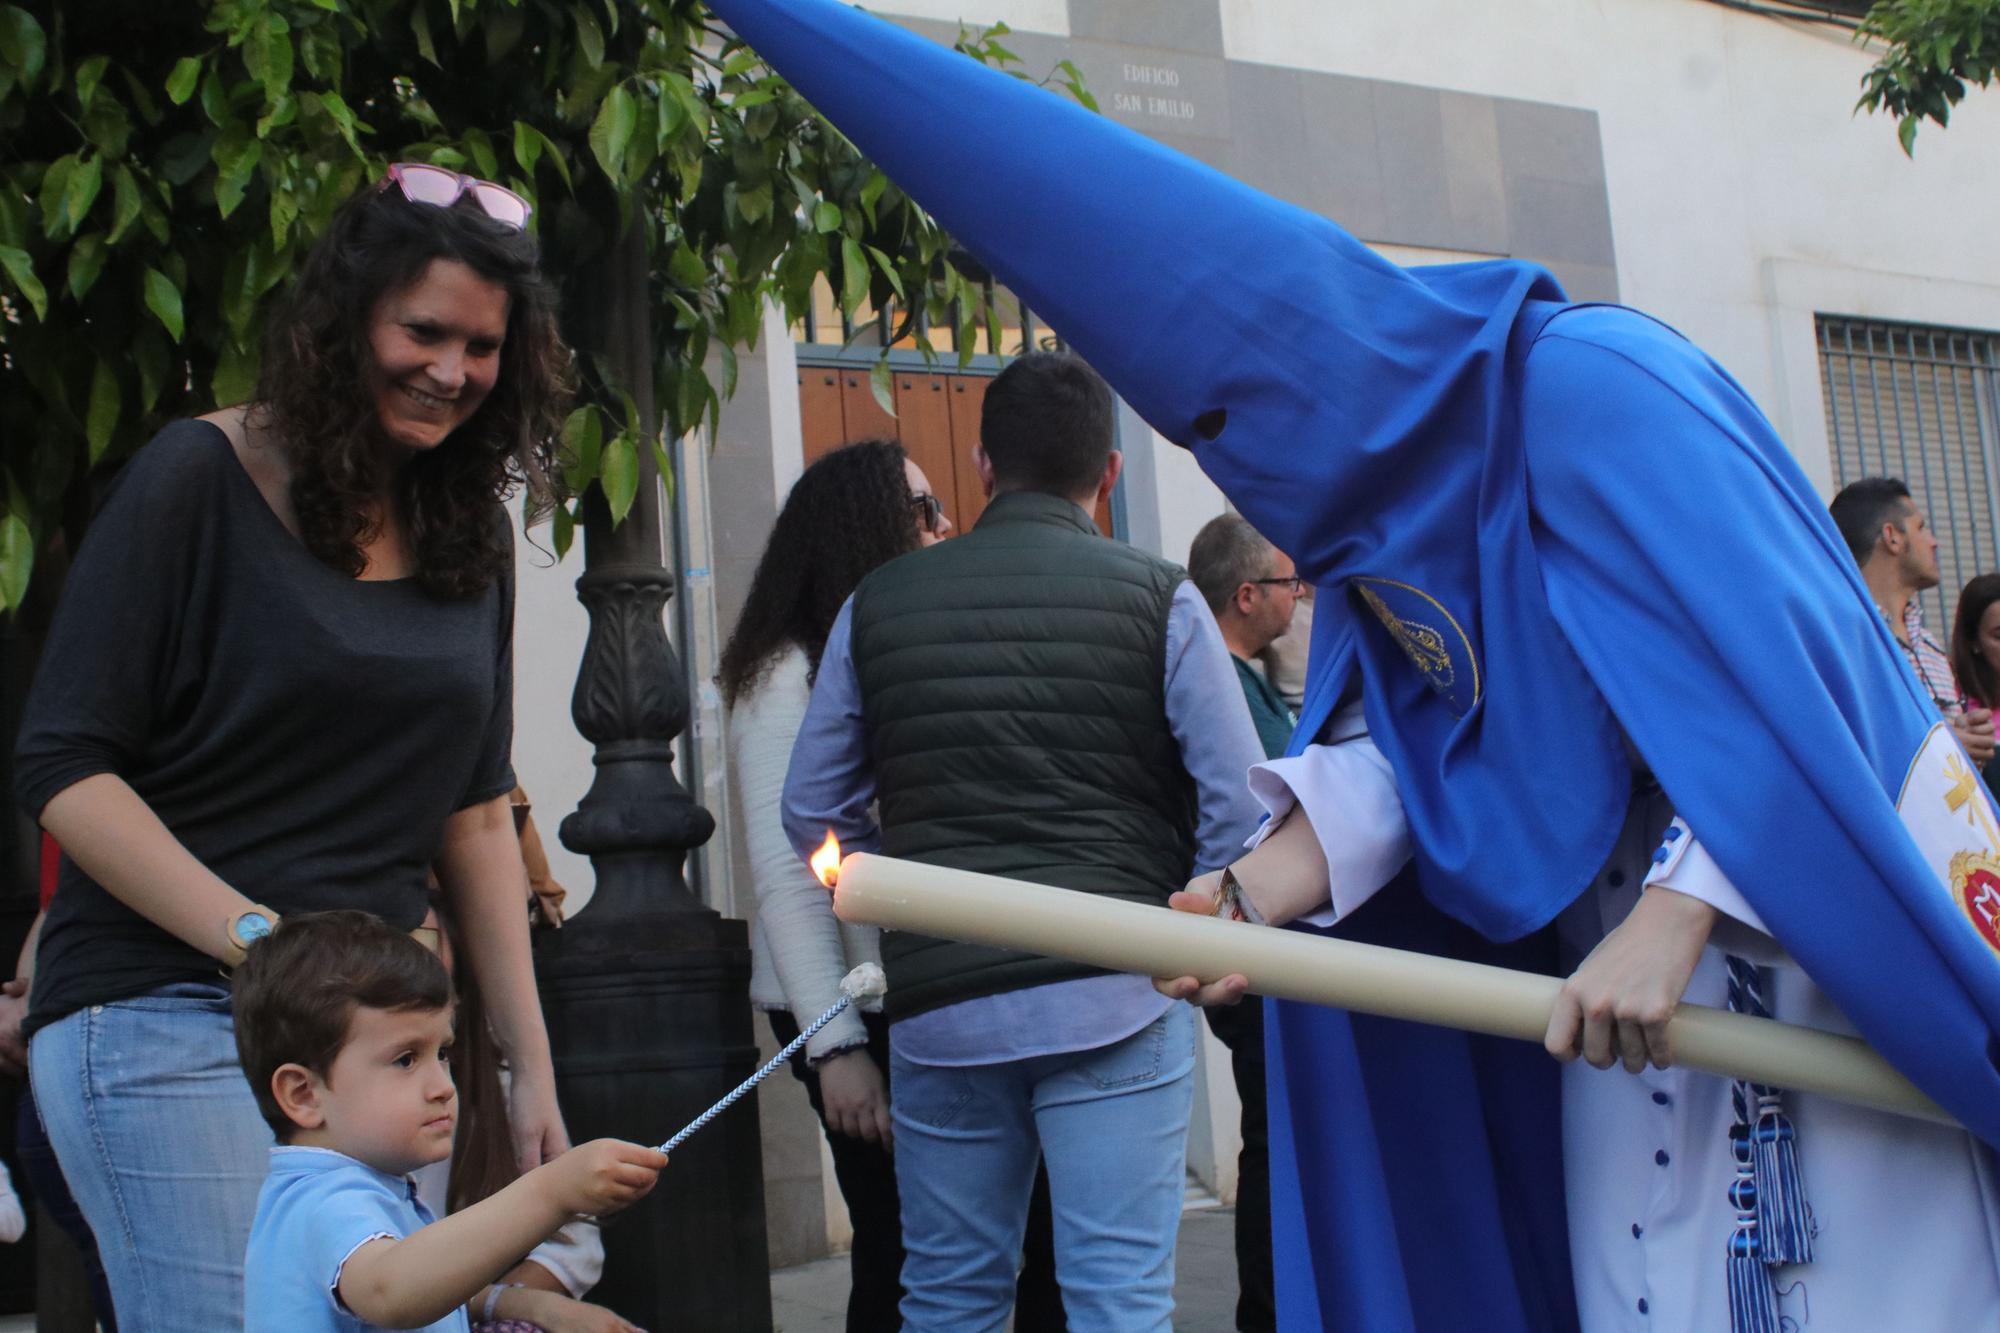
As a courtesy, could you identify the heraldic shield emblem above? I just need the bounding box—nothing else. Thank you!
[1899,723,2000,961]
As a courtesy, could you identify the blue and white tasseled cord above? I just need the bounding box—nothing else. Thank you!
[1650,821,1816,1333]
[658,963,888,1155]
[1723,953,1815,1333]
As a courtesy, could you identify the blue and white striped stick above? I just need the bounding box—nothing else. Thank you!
[658,963,887,1154]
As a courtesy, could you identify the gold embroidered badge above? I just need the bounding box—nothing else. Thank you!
[1353,578,1480,716]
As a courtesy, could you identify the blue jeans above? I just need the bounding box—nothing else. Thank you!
[29,983,274,1331]
[890,1003,1196,1333]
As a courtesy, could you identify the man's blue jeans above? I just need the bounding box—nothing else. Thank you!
[30,982,273,1331]
[890,1003,1196,1333]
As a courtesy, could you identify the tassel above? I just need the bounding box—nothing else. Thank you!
[1726,1150,1781,1333]
[1751,1092,1816,1264]
[1728,1231,1782,1333]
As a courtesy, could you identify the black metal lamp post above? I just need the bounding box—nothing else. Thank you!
[533,215,773,1329]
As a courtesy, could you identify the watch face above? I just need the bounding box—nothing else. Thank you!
[236,911,274,945]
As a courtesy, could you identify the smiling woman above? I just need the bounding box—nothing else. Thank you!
[12,174,575,1331]
[365,261,512,456]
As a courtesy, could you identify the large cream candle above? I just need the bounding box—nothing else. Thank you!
[830,850,1953,1127]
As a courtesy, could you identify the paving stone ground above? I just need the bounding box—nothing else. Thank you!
[771,1203,1241,1331]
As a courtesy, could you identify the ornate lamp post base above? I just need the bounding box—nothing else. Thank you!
[539,556,772,1329]
[536,912,769,1329]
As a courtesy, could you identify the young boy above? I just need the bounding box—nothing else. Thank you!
[233,911,666,1331]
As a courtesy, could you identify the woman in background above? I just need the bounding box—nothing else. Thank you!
[1950,572,2000,793]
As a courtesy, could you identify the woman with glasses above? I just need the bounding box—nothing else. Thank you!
[13,167,569,1329]
[721,441,1055,1331]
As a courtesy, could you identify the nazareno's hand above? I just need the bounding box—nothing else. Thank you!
[1544,885,1717,1073]
[1151,873,1250,1007]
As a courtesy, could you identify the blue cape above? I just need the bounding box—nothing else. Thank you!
[706,0,2000,1326]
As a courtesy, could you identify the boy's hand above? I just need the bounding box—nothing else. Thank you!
[547,1139,667,1218]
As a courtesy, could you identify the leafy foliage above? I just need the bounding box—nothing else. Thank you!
[0,0,1065,604]
[1856,0,2000,153]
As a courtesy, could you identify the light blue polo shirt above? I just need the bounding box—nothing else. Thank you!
[244,1146,469,1333]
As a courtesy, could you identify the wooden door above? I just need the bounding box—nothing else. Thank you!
[796,365,1113,538]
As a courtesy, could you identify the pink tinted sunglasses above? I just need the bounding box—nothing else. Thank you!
[381,162,532,230]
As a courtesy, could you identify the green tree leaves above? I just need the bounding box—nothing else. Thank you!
[143,269,185,341]
[1857,0,2000,153]
[589,86,640,182]
[0,0,1086,614]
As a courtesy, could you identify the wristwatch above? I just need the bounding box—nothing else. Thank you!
[221,906,280,968]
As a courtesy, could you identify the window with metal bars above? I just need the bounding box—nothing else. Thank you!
[1818,315,2000,637]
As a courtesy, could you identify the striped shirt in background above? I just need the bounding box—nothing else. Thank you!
[1899,600,1963,716]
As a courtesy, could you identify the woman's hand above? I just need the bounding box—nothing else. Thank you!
[508,1065,573,1172]
[1152,871,1251,1007]
[501,1286,649,1333]
[816,1047,893,1149]
[0,979,29,1078]
[1544,886,1717,1073]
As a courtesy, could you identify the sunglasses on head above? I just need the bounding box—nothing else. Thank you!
[381,162,532,230]
[910,492,945,534]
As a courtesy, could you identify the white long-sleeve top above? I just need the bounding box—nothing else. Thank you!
[1246,726,2000,1333]
[727,645,883,1062]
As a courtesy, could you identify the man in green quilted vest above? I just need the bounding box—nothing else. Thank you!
[784,352,1266,1332]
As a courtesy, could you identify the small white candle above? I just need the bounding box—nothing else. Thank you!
[830,851,1953,1128]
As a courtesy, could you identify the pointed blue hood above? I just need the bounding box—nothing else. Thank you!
[711,0,1628,936]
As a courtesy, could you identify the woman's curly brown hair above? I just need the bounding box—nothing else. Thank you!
[250,183,572,599]
[717,440,923,709]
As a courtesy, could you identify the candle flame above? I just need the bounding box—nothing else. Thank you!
[811,830,842,889]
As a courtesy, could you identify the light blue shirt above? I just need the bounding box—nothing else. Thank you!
[244,1146,469,1333]
[783,573,1267,1064]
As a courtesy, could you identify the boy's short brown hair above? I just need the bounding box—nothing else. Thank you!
[232,910,452,1140]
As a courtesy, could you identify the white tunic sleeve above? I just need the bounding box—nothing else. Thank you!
[1643,817,1791,966]
[1242,701,1413,927]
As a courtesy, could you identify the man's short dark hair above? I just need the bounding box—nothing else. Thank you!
[980,351,1115,497]
[1829,476,1914,564]
[1189,513,1276,615]
[232,911,452,1140]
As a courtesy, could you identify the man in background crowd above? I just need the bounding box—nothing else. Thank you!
[1186,511,1300,1333]
[1830,476,1996,763]
[1191,514,1300,762]
[784,352,1265,1332]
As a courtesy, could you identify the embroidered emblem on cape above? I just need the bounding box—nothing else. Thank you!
[1896,723,2000,962]
[1353,578,1480,716]
[1947,851,2000,958]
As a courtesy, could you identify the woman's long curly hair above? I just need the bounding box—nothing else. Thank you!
[249,182,572,599]
[1952,573,2000,709]
[717,440,921,709]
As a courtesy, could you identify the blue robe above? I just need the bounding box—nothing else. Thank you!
[701,1,2000,1326]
